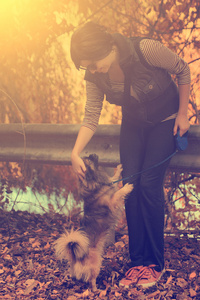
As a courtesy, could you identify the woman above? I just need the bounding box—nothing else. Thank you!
[70,22,190,288]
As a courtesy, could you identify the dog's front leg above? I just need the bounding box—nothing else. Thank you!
[110,183,134,210]
[110,164,123,182]
[90,278,97,291]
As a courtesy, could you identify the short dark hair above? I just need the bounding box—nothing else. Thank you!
[70,22,114,70]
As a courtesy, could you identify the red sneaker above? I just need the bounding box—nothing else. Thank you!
[119,266,144,288]
[137,265,165,288]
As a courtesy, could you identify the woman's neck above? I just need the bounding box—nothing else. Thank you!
[108,63,125,82]
[108,46,124,82]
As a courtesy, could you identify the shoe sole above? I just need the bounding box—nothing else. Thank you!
[119,283,130,289]
[137,268,165,289]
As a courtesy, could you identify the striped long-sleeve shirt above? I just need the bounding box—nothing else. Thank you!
[83,39,191,132]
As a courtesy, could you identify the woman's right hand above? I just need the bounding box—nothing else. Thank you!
[71,152,86,179]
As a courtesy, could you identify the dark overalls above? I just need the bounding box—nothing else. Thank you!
[85,33,179,272]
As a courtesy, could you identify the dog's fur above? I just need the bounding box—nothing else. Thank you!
[54,154,133,291]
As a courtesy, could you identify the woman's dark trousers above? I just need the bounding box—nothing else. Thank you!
[120,118,176,271]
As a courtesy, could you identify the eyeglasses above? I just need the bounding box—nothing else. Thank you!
[79,62,97,72]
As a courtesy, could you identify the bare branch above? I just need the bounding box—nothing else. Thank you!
[188,57,200,64]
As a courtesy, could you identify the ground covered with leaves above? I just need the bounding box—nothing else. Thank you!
[0,209,200,300]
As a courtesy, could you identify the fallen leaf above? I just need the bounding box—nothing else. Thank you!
[166,290,174,298]
[195,284,199,291]
[121,234,128,240]
[190,254,200,261]
[4,254,13,261]
[99,289,107,298]
[5,275,12,283]
[44,242,50,249]
[166,274,173,285]
[189,271,196,280]
[182,247,194,256]
[24,279,39,295]
[128,288,144,297]
[51,232,57,237]
[25,279,36,286]
[111,271,119,285]
[15,270,22,276]
[176,278,188,288]
[29,238,35,243]
[32,240,40,248]
[114,241,124,248]
[147,290,160,299]
[2,247,8,254]
[189,288,197,297]
[115,291,121,297]
[1,294,14,299]
[34,229,42,233]
[83,289,91,298]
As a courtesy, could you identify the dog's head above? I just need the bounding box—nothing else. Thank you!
[83,154,99,182]
[79,154,108,198]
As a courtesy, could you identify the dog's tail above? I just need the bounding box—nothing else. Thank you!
[54,229,89,261]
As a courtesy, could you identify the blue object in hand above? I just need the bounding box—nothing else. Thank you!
[176,130,188,151]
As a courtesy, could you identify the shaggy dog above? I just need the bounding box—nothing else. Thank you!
[54,154,133,291]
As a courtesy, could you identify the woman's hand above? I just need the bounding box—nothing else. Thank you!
[71,152,86,179]
[173,113,190,137]
[174,83,190,136]
[70,126,95,179]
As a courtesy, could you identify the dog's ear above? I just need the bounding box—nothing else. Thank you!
[88,154,99,169]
